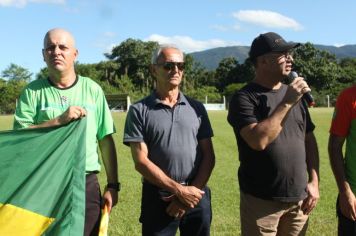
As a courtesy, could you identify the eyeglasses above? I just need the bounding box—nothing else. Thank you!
[156,62,185,71]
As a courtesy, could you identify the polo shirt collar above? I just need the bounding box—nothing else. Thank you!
[150,91,187,107]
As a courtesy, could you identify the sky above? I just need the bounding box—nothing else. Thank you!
[0,0,354,79]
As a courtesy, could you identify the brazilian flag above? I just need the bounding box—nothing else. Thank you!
[0,118,87,235]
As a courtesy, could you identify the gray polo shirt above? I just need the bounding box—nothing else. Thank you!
[123,92,213,182]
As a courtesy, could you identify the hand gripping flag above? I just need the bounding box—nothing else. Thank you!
[0,118,87,236]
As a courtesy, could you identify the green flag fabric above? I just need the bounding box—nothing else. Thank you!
[0,118,87,236]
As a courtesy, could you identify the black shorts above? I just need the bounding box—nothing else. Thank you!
[84,173,101,236]
[337,195,356,236]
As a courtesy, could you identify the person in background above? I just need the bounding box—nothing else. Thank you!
[123,45,215,236]
[13,28,119,236]
[329,84,356,236]
[227,32,319,236]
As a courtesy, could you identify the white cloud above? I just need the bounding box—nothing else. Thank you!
[145,34,241,53]
[211,24,243,32]
[334,43,345,48]
[93,32,118,53]
[0,0,26,7]
[210,24,229,32]
[94,43,117,55]
[31,0,64,3]
[232,24,242,31]
[233,10,303,31]
[0,0,65,8]
[104,31,116,38]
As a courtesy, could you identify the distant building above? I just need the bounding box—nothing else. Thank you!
[105,94,130,112]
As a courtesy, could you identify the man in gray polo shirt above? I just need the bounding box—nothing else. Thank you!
[124,45,216,236]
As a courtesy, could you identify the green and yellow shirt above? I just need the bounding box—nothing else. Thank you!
[13,75,115,172]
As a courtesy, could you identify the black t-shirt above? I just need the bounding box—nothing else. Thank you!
[227,82,315,202]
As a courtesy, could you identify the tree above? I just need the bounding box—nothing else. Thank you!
[2,63,32,82]
[0,80,27,114]
[214,57,239,92]
[293,43,340,91]
[293,43,343,106]
[223,83,248,109]
[192,70,216,88]
[95,60,119,85]
[338,58,356,85]
[75,62,103,82]
[105,39,159,93]
[185,86,221,103]
[36,67,49,80]
[182,54,210,91]
[234,58,255,84]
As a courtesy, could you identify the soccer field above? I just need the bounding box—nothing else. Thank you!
[0,108,338,235]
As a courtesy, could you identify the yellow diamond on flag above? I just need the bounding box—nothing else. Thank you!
[0,203,54,236]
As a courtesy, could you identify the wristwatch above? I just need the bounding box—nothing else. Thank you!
[106,182,121,192]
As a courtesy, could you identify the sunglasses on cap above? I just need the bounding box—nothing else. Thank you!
[156,62,185,71]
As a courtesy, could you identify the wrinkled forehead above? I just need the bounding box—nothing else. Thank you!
[43,29,76,48]
[158,48,184,63]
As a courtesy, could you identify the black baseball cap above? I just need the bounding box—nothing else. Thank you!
[249,32,300,59]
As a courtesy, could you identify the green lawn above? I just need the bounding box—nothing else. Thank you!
[0,108,338,235]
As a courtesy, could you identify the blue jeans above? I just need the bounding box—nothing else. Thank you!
[337,196,356,236]
[140,182,212,236]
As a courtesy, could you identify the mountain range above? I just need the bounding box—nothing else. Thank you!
[189,44,356,70]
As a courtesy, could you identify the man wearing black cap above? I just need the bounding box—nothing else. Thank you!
[227,32,319,235]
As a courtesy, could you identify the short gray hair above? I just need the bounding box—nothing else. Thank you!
[151,44,184,64]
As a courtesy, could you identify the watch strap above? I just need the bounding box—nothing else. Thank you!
[106,182,121,192]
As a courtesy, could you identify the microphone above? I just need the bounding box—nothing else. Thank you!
[288,71,315,107]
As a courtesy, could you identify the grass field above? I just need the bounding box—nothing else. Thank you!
[0,108,338,235]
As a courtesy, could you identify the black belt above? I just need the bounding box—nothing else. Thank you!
[142,178,190,186]
[86,170,99,175]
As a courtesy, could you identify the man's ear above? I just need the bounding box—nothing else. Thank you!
[259,56,266,64]
[259,56,270,67]
[74,49,79,60]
